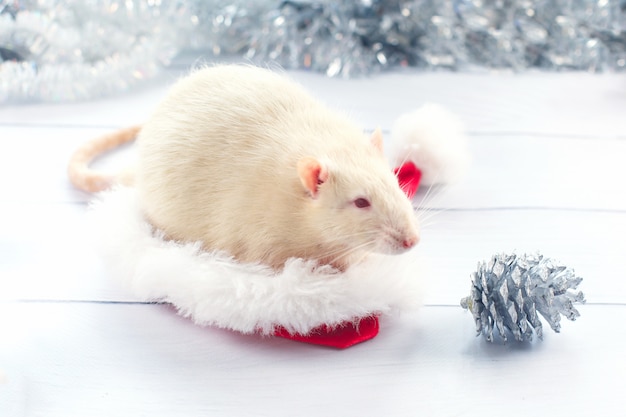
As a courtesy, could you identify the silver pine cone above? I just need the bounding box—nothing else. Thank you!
[460,253,585,342]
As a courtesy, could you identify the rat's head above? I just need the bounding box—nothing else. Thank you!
[297,129,420,265]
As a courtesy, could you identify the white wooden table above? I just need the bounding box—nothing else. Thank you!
[1,64,625,416]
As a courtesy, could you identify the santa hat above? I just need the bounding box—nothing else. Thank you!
[90,104,468,349]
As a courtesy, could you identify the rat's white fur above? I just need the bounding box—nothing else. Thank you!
[390,104,469,186]
[90,186,425,335]
[64,66,472,340]
[136,65,419,270]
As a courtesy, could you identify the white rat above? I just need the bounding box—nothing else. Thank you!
[69,65,419,270]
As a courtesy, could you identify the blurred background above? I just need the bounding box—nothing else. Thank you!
[1,0,625,103]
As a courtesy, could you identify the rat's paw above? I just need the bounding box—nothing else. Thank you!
[390,104,469,186]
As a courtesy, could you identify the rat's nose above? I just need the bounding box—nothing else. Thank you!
[402,234,419,249]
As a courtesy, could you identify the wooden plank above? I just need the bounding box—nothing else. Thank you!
[0,127,133,205]
[0,203,622,304]
[1,69,625,417]
[0,70,624,138]
[419,209,626,305]
[0,203,127,302]
[2,125,625,211]
[0,302,623,417]
[419,135,626,211]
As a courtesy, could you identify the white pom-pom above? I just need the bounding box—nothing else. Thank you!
[390,104,469,186]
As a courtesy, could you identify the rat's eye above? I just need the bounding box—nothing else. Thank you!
[353,198,371,209]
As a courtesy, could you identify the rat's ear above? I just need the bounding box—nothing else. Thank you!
[297,156,328,198]
[370,127,384,155]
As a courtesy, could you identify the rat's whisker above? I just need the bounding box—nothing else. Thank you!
[416,203,447,221]
[318,236,377,259]
[392,151,413,180]
[326,240,378,267]
[414,180,443,211]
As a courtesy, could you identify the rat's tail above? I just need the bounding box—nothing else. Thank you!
[68,125,141,193]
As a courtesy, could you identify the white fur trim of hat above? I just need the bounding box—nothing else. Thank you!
[89,186,427,336]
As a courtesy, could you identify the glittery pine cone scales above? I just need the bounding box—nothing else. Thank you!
[461,253,585,342]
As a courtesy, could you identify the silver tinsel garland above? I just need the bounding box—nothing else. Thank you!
[460,253,585,343]
[1,0,626,102]
[0,0,192,102]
